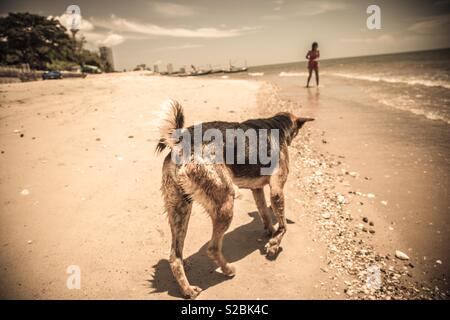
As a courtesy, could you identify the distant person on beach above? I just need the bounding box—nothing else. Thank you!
[306,42,320,88]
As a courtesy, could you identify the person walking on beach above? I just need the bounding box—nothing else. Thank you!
[306,42,320,88]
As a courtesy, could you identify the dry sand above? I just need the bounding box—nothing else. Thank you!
[0,73,447,299]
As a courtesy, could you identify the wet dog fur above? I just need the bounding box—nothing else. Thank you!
[156,100,313,299]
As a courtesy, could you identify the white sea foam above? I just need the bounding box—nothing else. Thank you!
[279,71,308,77]
[378,98,450,124]
[328,72,450,89]
[248,72,264,77]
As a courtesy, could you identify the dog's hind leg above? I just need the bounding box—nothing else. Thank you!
[187,165,236,277]
[206,192,236,277]
[162,166,200,299]
[251,188,275,236]
[167,197,201,299]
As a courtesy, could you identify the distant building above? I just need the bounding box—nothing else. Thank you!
[99,46,114,72]
[167,63,173,74]
[153,64,159,73]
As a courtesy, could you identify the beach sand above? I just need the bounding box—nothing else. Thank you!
[0,73,448,299]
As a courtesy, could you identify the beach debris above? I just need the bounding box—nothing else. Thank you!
[381,200,388,206]
[322,212,331,219]
[395,250,410,261]
[20,133,24,138]
[116,155,124,161]
[20,189,30,196]
[349,171,358,177]
[362,217,369,223]
[315,171,323,176]
[436,260,442,265]
[27,240,32,244]
[367,193,375,199]
[128,135,134,139]
[337,195,345,204]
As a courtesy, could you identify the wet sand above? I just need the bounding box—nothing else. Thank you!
[270,74,450,296]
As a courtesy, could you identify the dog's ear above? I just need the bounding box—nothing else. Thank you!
[296,117,315,129]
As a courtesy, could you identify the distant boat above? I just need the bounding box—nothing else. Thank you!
[176,69,212,77]
[224,66,248,73]
[210,68,224,74]
[175,65,212,76]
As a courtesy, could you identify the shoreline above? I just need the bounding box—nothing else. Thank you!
[259,75,449,298]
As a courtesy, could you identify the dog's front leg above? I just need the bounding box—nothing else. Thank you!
[265,174,287,258]
[251,188,275,236]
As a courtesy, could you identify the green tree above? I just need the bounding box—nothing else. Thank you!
[0,12,76,69]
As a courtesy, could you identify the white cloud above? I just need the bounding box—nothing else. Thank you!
[151,2,196,17]
[149,44,203,52]
[296,1,346,16]
[93,15,260,38]
[79,31,125,47]
[273,0,284,11]
[98,33,125,46]
[408,14,450,35]
[340,34,394,44]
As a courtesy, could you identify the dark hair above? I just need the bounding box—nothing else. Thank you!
[312,42,318,49]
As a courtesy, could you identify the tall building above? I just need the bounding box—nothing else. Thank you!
[99,46,114,72]
[166,63,173,74]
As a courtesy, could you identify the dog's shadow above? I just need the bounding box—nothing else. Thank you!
[148,211,272,298]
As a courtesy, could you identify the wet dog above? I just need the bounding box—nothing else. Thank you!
[156,100,313,299]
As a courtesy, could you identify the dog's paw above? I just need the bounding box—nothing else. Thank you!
[221,263,236,277]
[181,285,202,299]
[265,238,281,258]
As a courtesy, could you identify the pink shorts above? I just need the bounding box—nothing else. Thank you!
[308,61,318,71]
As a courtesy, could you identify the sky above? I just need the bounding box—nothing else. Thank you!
[1,0,449,70]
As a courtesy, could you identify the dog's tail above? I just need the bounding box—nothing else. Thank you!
[155,99,185,154]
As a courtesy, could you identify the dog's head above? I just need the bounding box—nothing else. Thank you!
[276,112,314,145]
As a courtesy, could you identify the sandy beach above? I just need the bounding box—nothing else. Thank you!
[0,73,448,299]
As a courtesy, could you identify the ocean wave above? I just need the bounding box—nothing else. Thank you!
[248,72,264,76]
[279,71,308,77]
[328,72,450,89]
[378,98,450,124]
